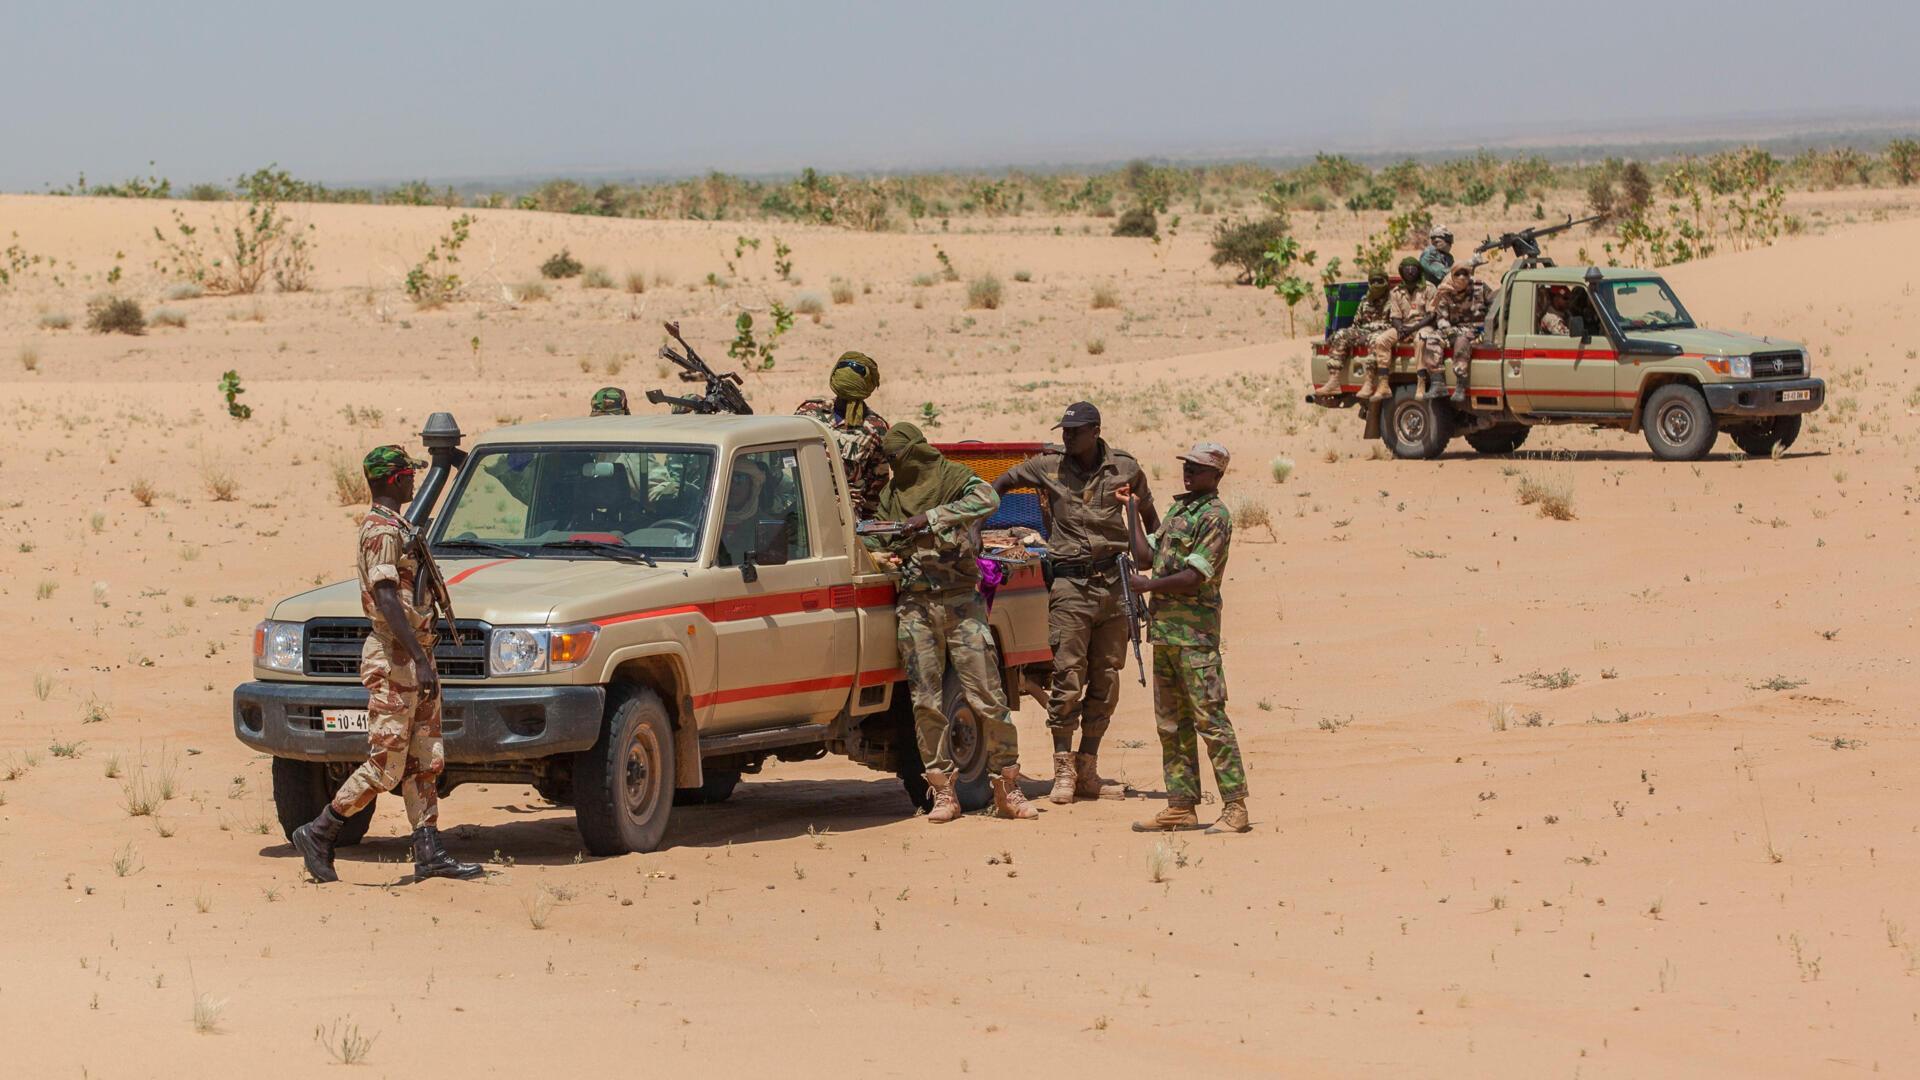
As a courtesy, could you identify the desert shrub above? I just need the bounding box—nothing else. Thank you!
[1298,189,1332,213]
[1085,338,1106,355]
[624,270,647,294]
[1111,207,1158,238]
[966,274,1003,310]
[185,183,228,201]
[163,282,205,301]
[1210,215,1290,284]
[1270,456,1294,483]
[38,312,71,330]
[1012,269,1032,283]
[581,265,614,289]
[1344,185,1395,212]
[151,194,314,295]
[515,281,549,302]
[794,292,826,316]
[1515,470,1575,520]
[405,215,472,307]
[829,279,855,304]
[330,457,369,506]
[1090,281,1121,310]
[150,308,187,328]
[86,296,146,335]
[18,345,39,372]
[540,249,583,279]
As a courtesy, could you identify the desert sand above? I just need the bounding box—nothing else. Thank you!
[3,188,1919,1077]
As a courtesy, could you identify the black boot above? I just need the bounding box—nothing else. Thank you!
[291,806,346,884]
[1452,369,1470,404]
[412,826,485,881]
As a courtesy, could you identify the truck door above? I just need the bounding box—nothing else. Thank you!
[704,443,860,734]
[1509,283,1619,413]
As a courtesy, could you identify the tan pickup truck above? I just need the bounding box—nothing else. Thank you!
[234,414,1052,855]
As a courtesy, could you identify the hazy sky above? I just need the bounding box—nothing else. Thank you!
[4,0,1916,189]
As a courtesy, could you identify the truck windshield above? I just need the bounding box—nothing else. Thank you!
[431,445,715,561]
[1597,278,1695,332]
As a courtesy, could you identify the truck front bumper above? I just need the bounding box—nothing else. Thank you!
[232,681,606,763]
[1705,378,1825,417]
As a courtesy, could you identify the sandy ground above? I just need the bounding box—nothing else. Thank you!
[3,189,1920,1077]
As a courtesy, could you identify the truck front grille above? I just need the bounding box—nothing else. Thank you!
[303,618,492,679]
[1750,351,1804,378]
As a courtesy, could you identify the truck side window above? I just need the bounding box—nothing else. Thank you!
[717,448,810,567]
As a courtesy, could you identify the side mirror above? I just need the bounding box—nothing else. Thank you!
[1570,315,1589,342]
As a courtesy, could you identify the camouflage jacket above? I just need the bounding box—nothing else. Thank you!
[358,505,434,645]
[996,441,1152,562]
[1351,291,1391,332]
[1387,281,1436,332]
[864,477,999,594]
[1431,282,1482,334]
[796,399,891,519]
[1147,491,1231,648]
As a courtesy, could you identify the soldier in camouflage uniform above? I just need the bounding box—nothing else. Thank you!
[590,386,630,416]
[796,351,891,518]
[1419,225,1455,285]
[1121,442,1249,835]
[1362,258,1437,407]
[1538,285,1573,336]
[864,423,1036,823]
[1317,268,1392,403]
[291,445,485,884]
[1414,262,1491,403]
[993,401,1157,804]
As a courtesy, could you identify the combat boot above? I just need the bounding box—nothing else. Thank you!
[1414,371,1430,402]
[1368,365,1394,403]
[991,767,1039,820]
[1048,752,1076,805]
[1315,364,1346,403]
[1205,799,1251,835]
[1451,367,1471,404]
[1072,752,1122,800]
[290,805,346,884]
[1353,366,1377,403]
[412,826,485,881]
[924,770,961,823]
[1131,800,1201,832]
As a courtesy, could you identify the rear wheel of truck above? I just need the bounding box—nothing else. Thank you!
[1642,384,1717,461]
[572,685,675,856]
[1465,425,1530,455]
[673,769,741,806]
[891,665,995,815]
[1729,415,1801,457]
[272,758,374,847]
[1380,386,1455,460]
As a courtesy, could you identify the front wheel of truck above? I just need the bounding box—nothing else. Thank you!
[272,758,374,847]
[572,685,675,856]
[1642,384,1717,461]
[1380,386,1455,460]
[1729,415,1801,457]
[891,666,995,815]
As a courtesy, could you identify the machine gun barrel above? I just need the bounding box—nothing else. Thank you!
[1475,213,1604,257]
[649,321,754,416]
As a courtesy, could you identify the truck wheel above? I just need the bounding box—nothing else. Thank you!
[1380,386,1455,460]
[1465,425,1530,455]
[673,770,741,806]
[890,666,995,814]
[271,758,373,847]
[572,685,675,856]
[1642,384,1717,461]
[1729,415,1801,457]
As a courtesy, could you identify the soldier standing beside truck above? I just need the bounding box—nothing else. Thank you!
[1121,443,1250,836]
[1315,268,1392,403]
[992,401,1158,806]
[290,445,485,884]
[795,351,891,519]
[866,424,1039,824]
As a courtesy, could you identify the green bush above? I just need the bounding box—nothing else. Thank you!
[85,296,146,335]
[1111,207,1158,238]
[1209,215,1290,284]
[540,249,583,279]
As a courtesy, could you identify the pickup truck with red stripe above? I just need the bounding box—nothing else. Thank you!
[233,413,1052,855]
[1309,264,1824,460]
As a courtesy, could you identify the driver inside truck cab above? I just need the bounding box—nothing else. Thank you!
[716,455,795,567]
[1537,285,1573,336]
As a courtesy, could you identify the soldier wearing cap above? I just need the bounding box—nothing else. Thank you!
[796,351,892,519]
[1419,225,1455,286]
[1119,441,1249,835]
[590,387,630,416]
[993,402,1159,805]
[291,446,485,883]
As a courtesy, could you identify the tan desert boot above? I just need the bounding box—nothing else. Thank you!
[1072,752,1122,800]
[924,770,961,824]
[1048,752,1076,805]
[991,767,1039,820]
[1353,366,1377,402]
[1369,368,1394,403]
[1205,798,1250,834]
[1131,801,1200,832]
[1315,365,1345,402]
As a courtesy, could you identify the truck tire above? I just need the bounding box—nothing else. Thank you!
[891,666,995,814]
[673,769,741,806]
[1464,425,1530,455]
[571,684,675,856]
[1642,384,1717,461]
[1729,415,1801,457]
[272,758,374,847]
[1379,386,1455,460]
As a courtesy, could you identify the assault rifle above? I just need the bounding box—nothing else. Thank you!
[855,519,914,538]
[409,530,465,649]
[1474,214,1603,264]
[646,321,754,415]
[1115,552,1147,686]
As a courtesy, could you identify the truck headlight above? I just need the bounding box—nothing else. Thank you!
[489,624,599,676]
[254,620,304,673]
[1728,355,1751,379]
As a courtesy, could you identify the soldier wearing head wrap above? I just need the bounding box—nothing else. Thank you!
[1414,262,1489,402]
[1361,258,1437,406]
[796,351,892,518]
[1419,225,1455,285]
[291,445,485,885]
[1317,268,1393,403]
[864,424,1037,824]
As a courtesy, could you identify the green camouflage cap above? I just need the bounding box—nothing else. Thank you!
[1398,256,1422,275]
[590,387,630,416]
[362,444,425,482]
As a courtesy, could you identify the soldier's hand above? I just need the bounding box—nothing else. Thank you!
[416,662,441,701]
[1113,484,1135,505]
[899,512,930,536]
[1127,571,1153,594]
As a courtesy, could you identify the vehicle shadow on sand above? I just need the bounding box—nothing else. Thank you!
[1447,448,1828,463]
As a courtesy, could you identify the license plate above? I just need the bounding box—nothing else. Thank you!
[1782,389,1811,402]
[321,709,370,733]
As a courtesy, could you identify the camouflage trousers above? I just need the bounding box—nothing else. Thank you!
[1367,327,1404,374]
[1327,322,1386,382]
[1044,575,1129,740]
[1152,644,1247,805]
[331,637,444,829]
[1416,326,1481,378]
[897,591,1020,776]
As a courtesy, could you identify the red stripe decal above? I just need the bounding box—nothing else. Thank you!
[446,559,515,585]
[595,574,1044,629]
[691,674,854,709]
[595,604,702,627]
[859,667,905,686]
[933,442,1047,455]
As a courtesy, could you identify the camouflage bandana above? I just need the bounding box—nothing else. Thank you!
[362,444,426,482]
[590,387,630,416]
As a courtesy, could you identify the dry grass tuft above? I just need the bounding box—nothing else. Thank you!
[966,274,1003,310]
[794,292,826,317]
[1515,470,1575,520]
[624,270,647,294]
[330,458,369,506]
[1090,281,1121,310]
[829,279,855,305]
[1085,338,1106,356]
[38,311,72,330]
[581,265,615,289]
[18,345,39,372]
[202,461,239,502]
[150,307,188,329]
[316,1017,378,1064]
[131,476,156,507]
